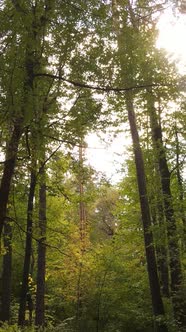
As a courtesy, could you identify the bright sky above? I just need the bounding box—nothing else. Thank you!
[86,130,131,182]
[86,9,186,183]
[157,10,186,73]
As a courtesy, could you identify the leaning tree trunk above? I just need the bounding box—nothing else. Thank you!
[149,98,186,330]
[126,95,168,332]
[18,167,37,326]
[35,162,47,327]
[0,220,13,322]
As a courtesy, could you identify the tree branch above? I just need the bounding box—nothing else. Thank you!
[38,144,62,174]
[35,73,169,93]
[170,156,186,175]
[11,216,71,257]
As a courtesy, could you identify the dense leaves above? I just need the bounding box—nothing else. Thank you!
[0,0,186,331]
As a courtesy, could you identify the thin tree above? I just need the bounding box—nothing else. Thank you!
[35,156,47,327]
[18,163,37,326]
[76,140,87,329]
[174,123,186,247]
[0,220,12,322]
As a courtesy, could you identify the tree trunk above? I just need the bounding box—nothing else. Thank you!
[149,159,170,297]
[156,243,170,298]
[151,201,170,298]
[18,167,37,326]
[111,1,167,329]
[126,95,168,332]
[175,127,186,248]
[0,221,13,322]
[96,270,107,332]
[0,122,22,240]
[35,165,47,327]
[149,101,186,329]
[79,142,86,250]
[76,142,86,328]
[76,264,83,330]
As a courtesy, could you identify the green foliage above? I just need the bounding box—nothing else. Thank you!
[0,323,34,332]
[0,0,186,331]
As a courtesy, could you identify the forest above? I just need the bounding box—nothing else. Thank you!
[0,0,186,331]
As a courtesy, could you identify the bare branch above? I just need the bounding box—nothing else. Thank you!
[170,156,186,175]
[11,216,71,257]
[38,144,62,174]
[35,73,170,93]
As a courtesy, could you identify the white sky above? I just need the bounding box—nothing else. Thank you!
[86,9,186,183]
[86,131,131,182]
[157,9,186,73]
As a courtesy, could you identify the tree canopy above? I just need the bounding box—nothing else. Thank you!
[0,1,185,332]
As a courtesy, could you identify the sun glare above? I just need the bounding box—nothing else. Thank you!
[86,9,186,182]
[157,11,186,70]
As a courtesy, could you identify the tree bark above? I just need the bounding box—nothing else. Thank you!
[18,167,37,326]
[126,95,168,332]
[0,221,13,322]
[156,243,170,298]
[79,143,86,249]
[111,1,167,329]
[175,127,186,248]
[0,122,22,240]
[35,165,47,327]
[152,205,170,298]
[76,142,86,328]
[149,142,170,298]
[149,99,186,330]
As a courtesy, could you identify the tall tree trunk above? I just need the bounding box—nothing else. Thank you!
[0,221,12,322]
[96,270,108,332]
[111,1,167,329]
[76,142,86,328]
[148,124,170,298]
[126,95,168,332]
[76,264,83,330]
[35,164,47,327]
[175,126,186,248]
[155,239,170,298]
[149,98,186,330]
[18,167,37,326]
[153,203,170,298]
[0,122,22,240]
[79,142,86,250]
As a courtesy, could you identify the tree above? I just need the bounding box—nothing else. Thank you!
[0,221,12,322]
[111,1,167,330]
[0,1,185,330]
[146,91,186,328]
[0,0,54,239]
[35,159,47,327]
[18,163,37,326]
